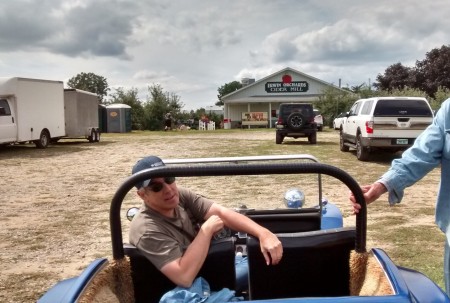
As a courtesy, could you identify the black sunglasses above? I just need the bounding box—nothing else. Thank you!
[147,177,176,192]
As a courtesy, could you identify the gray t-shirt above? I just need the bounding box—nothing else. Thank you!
[129,187,214,269]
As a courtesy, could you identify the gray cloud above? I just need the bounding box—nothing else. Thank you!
[1,0,449,109]
[0,1,59,51]
[0,0,137,58]
[246,0,450,87]
[138,5,244,53]
[51,1,139,58]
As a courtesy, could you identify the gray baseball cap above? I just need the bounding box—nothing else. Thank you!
[132,156,165,189]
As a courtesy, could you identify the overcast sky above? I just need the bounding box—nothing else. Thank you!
[1,0,449,110]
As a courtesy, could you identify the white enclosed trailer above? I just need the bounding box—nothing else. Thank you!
[63,89,100,142]
[0,77,66,148]
[0,77,100,148]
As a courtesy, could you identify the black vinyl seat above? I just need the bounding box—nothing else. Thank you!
[245,208,321,233]
[247,227,356,300]
[124,237,236,303]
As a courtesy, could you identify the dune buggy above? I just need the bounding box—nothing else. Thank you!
[39,154,449,303]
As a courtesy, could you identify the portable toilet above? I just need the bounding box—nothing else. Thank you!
[98,104,107,133]
[106,104,132,133]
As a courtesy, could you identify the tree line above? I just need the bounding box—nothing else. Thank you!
[67,44,450,130]
[66,72,220,131]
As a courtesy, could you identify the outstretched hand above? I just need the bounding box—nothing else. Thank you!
[349,182,387,214]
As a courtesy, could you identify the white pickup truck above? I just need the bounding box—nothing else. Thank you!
[339,96,434,161]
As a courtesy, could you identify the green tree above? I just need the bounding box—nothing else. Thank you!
[376,87,427,98]
[414,45,450,98]
[216,81,242,106]
[374,63,414,92]
[109,87,145,130]
[167,92,184,114]
[143,84,184,130]
[316,87,355,127]
[67,72,109,102]
[374,45,450,98]
[430,86,450,110]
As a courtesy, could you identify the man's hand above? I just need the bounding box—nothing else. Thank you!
[200,215,224,237]
[205,204,284,265]
[259,230,283,266]
[161,215,225,287]
[349,182,387,214]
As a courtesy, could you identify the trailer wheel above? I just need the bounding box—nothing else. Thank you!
[88,129,95,143]
[34,130,50,149]
[94,130,101,142]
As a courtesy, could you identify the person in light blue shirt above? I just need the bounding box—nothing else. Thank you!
[350,97,450,296]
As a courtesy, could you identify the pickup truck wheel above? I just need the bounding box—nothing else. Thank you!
[34,130,50,149]
[308,132,317,144]
[339,130,349,152]
[276,133,284,144]
[356,134,370,161]
[287,112,305,130]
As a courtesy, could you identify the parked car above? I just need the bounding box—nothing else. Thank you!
[38,154,449,303]
[313,109,324,131]
[275,103,317,144]
[340,97,434,161]
[333,112,348,130]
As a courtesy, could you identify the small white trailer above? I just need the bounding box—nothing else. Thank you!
[64,89,100,143]
[0,77,100,148]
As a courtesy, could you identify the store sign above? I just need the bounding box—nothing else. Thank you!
[265,81,309,93]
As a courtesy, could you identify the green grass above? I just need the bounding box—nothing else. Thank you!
[381,224,444,287]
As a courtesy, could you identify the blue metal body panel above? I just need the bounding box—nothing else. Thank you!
[37,258,108,303]
[398,266,450,302]
[372,248,449,302]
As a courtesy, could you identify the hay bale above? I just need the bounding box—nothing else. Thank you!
[78,258,134,303]
[349,250,393,296]
[89,285,120,303]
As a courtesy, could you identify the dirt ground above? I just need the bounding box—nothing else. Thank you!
[0,129,442,302]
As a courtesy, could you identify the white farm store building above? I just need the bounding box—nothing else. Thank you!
[222,67,342,128]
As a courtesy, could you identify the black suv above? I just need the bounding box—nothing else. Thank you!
[275,103,317,144]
